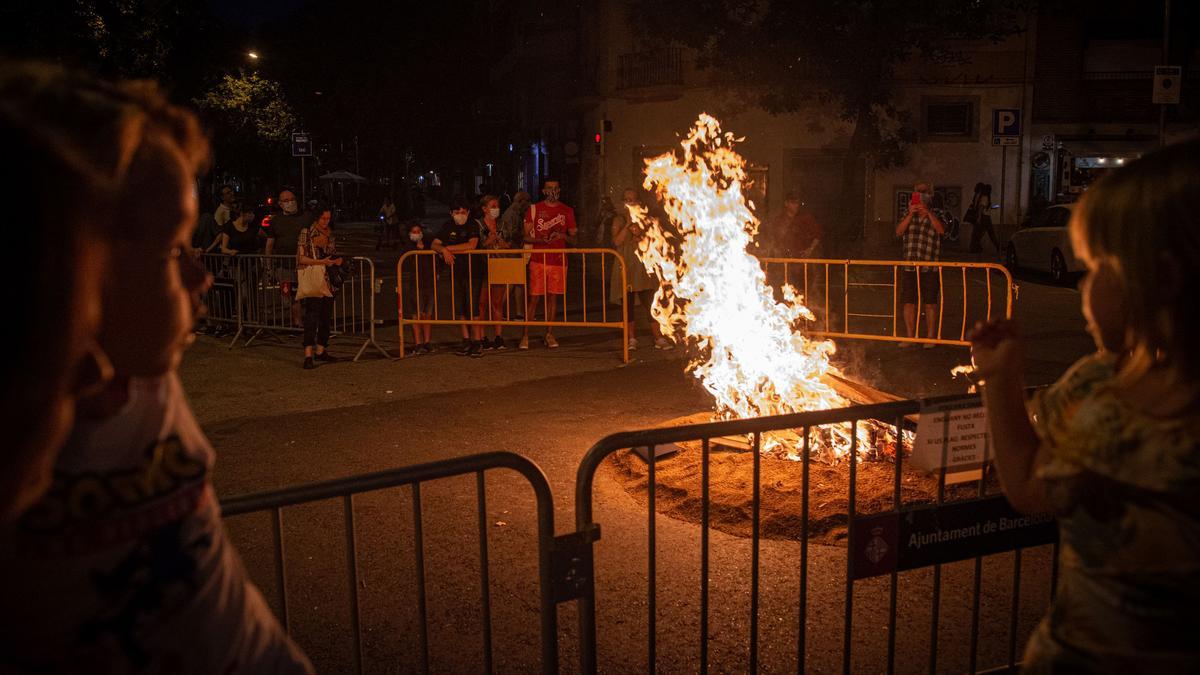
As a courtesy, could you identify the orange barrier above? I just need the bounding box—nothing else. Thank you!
[396,248,630,362]
[760,258,1015,346]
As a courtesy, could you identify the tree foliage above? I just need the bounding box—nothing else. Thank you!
[195,72,297,145]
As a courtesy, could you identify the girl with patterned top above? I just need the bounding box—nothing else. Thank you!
[969,139,1200,673]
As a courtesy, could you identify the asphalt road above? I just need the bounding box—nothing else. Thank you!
[183,221,1092,673]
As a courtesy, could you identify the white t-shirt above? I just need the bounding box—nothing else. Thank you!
[0,375,312,673]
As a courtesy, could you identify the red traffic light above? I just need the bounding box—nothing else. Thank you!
[594,132,602,143]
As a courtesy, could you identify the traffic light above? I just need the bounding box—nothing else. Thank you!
[594,130,603,156]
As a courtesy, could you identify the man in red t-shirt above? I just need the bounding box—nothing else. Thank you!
[521,179,577,349]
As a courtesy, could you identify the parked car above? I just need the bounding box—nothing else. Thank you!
[1004,204,1081,283]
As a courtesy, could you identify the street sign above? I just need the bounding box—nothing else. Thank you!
[1153,65,1182,105]
[291,132,312,157]
[991,108,1021,146]
[911,399,990,472]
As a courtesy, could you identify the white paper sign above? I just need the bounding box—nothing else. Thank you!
[911,400,991,472]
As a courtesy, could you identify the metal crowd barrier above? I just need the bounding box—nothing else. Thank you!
[198,253,389,361]
[220,452,560,675]
[574,395,1056,673]
[761,259,1015,346]
[395,248,630,362]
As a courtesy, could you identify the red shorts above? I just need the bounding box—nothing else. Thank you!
[529,261,566,296]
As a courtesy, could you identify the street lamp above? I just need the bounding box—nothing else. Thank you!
[247,50,260,61]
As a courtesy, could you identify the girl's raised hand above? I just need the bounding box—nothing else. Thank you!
[969,319,1024,381]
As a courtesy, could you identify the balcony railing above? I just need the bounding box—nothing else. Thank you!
[617,48,683,90]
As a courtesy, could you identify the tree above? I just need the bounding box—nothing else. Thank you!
[194,72,299,195]
[195,71,297,145]
[632,0,1031,242]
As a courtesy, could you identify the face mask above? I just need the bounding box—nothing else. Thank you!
[452,213,469,225]
[281,199,298,214]
[409,232,423,242]
[488,207,500,219]
[544,189,560,202]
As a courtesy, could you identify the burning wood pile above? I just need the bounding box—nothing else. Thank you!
[627,114,907,462]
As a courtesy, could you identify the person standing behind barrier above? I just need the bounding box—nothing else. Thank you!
[432,197,484,357]
[521,179,576,350]
[895,181,945,348]
[217,201,261,255]
[612,188,670,351]
[0,62,313,674]
[500,190,530,318]
[297,206,343,369]
[969,139,1200,673]
[214,184,235,229]
[477,194,512,350]
[770,191,822,258]
[964,182,1000,257]
[377,196,397,250]
[401,221,436,354]
[265,189,312,328]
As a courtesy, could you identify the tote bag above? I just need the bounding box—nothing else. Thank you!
[296,233,332,299]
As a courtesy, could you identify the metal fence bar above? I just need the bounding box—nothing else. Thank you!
[843,422,859,675]
[344,494,364,675]
[272,507,289,632]
[221,452,558,674]
[887,414,903,675]
[648,443,657,674]
[761,258,1015,346]
[700,437,710,675]
[476,471,494,674]
[413,483,429,674]
[798,426,810,671]
[750,431,761,672]
[396,248,629,362]
[1008,548,1022,669]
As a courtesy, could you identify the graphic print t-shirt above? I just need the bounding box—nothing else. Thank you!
[525,201,576,266]
[0,375,312,674]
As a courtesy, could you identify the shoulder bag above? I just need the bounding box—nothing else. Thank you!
[296,230,332,299]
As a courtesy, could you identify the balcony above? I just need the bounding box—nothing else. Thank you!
[617,48,683,91]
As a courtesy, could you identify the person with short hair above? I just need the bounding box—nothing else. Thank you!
[521,179,576,349]
[214,184,235,228]
[217,201,261,255]
[265,189,311,327]
[895,182,946,348]
[769,190,822,258]
[432,197,484,357]
[0,62,313,674]
[476,194,512,350]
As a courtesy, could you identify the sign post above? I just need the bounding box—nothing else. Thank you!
[1154,65,1182,147]
[992,109,1021,227]
[291,132,312,205]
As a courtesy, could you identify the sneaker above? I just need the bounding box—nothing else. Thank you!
[628,337,639,351]
[455,339,472,356]
[303,357,315,370]
[519,335,530,350]
[544,333,559,349]
[654,337,674,351]
[422,342,434,354]
[468,341,485,358]
[492,336,506,350]
[315,351,339,362]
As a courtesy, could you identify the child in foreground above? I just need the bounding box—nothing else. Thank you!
[970,139,1200,672]
[0,64,312,673]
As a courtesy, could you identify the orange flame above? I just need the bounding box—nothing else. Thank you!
[628,114,873,460]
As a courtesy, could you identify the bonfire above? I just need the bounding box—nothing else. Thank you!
[626,114,901,462]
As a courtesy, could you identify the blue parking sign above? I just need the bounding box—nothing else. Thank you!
[991,109,1021,138]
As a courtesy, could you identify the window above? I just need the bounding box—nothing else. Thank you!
[921,96,979,141]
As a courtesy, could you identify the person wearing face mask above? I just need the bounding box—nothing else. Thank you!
[265,189,313,328]
[401,221,436,353]
[432,196,484,357]
[476,194,514,350]
[521,179,577,349]
[895,181,946,348]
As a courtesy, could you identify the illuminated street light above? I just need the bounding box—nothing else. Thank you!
[247,51,260,60]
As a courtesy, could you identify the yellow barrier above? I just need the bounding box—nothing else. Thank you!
[761,258,1015,346]
[396,248,630,362]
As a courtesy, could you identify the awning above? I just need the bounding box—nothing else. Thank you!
[318,170,367,183]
